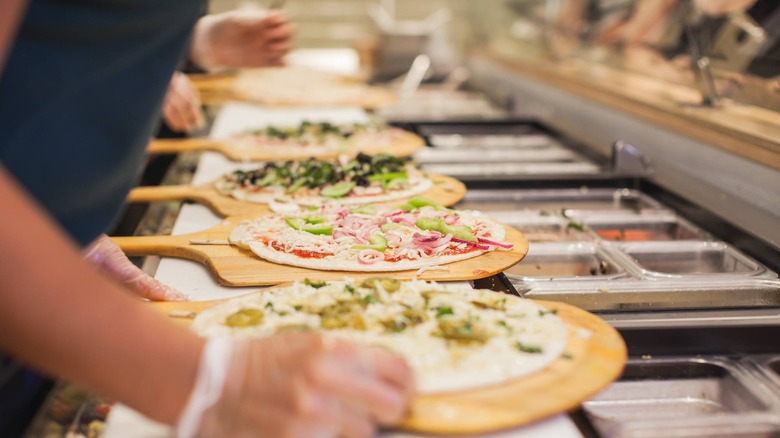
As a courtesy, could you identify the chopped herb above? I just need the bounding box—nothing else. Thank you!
[539,210,550,217]
[264,302,274,310]
[516,342,543,354]
[345,284,358,296]
[304,278,327,288]
[566,220,585,233]
[561,353,574,360]
[539,309,558,316]
[361,295,377,304]
[293,305,303,311]
[560,208,569,219]
[436,306,454,318]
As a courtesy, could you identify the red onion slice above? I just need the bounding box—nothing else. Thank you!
[358,249,384,264]
[450,237,491,251]
[477,237,514,249]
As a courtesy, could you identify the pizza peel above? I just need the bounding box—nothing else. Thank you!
[146,130,425,161]
[188,72,396,109]
[112,216,529,287]
[127,173,466,218]
[150,297,626,435]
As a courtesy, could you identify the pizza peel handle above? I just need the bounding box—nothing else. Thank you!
[146,138,225,155]
[111,234,214,260]
[126,185,271,217]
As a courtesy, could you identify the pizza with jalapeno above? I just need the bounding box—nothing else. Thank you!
[190,279,568,394]
[214,153,433,207]
[228,199,514,272]
[226,121,417,159]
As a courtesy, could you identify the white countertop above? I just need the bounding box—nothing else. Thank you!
[103,103,583,438]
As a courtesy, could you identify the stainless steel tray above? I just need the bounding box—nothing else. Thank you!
[615,241,772,279]
[505,242,625,280]
[484,212,592,242]
[428,133,559,149]
[421,161,601,176]
[414,147,580,163]
[583,357,780,438]
[580,214,708,242]
[454,188,663,212]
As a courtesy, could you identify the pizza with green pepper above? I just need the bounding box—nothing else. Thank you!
[214,153,433,206]
[228,199,514,272]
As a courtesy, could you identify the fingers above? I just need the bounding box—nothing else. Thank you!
[162,72,204,133]
[311,342,413,426]
[82,234,187,301]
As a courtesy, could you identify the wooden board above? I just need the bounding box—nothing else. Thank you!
[127,174,466,218]
[188,72,396,109]
[112,216,529,287]
[150,297,626,434]
[146,131,425,161]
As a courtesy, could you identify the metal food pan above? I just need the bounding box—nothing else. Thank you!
[616,241,771,279]
[583,358,779,438]
[428,133,558,149]
[421,161,601,176]
[581,214,707,242]
[416,123,540,137]
[454,188,663,213]
[414,147,579,164]
[517,277,780,312]
[486,213,592,243]
[504,243,626,280]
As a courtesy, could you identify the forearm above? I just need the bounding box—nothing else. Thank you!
[0,165,203,425]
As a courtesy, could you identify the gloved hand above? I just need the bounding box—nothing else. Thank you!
[177,333,414,438]
[83,234,187,301]
[162,71,205,134]
[189,10,293,69]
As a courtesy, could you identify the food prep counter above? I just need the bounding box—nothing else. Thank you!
[25,53,780,438]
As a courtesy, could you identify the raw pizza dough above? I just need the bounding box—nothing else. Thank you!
[234,67,395,108]
[191,279,569,394]
[214,156,433,207]
[228,203,512,272]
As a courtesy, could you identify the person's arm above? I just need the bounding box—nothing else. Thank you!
[0,165,203,424]
[0,0,29,73]
[189,10,293,70]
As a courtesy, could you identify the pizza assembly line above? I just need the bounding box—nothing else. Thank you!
[122,72,626,434]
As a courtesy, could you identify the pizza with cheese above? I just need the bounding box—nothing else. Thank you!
[191,279,569,393]
[225,121,417,159]
[228,200,513,272]
[214,153,433,207]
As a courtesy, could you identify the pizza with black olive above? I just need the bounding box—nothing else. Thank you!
[214,153,433,207]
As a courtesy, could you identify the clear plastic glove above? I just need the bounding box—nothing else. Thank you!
[82,234,187,301]
[177,333,414,438]
[190,10,293,69]
[162,71,205,134]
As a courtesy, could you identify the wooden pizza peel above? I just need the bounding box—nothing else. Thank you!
[187,71,396,109]
[112,216,529,287]
[127,173,466,218]
[146,130,425,161]
[150,296,626,435]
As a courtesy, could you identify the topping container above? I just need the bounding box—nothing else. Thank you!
[428,133,560,149]
[504,243,625,280]
[454,188,663,213]
[583,357,780,438]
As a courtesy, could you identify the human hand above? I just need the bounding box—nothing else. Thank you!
[189,10,293,69]
[83,234,187,301]
[177,333,414,438]
[162,71,205,134]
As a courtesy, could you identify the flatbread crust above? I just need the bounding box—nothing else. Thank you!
[214,164,434,207]
[228,204,510,272]
[190,280,569,394]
